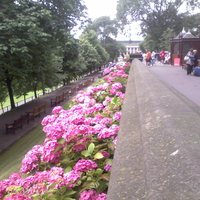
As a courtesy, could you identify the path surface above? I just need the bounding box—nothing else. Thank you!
[149,62,200,107]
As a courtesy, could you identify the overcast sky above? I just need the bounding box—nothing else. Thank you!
[83,0,144,41]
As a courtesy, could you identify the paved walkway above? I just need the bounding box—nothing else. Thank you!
[149,62,200,107]
[0,71,102,154]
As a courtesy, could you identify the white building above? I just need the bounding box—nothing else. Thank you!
[117,40,142,54]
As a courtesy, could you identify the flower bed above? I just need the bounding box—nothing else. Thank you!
[0,61,130,200]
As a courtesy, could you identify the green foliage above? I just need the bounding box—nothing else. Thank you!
[85,16,125,61]
[0,0,88,109]
[160,28,176,51]
[87,16,118,40]
[116,0,199,51]
[183,13,200,36]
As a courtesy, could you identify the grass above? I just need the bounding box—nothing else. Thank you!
[0,124,46,181]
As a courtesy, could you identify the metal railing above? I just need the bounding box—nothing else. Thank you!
[0,85,63,115]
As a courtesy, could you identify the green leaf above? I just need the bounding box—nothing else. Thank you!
[101,173,110,181]
[81,150,90,157]
[57,138,66,144]
[53,145,61,153]
[108,142,115,150]
[88,143,95,154]
[93,152,104,160]
[61,156,71,164]
[64,189,77,196]
[105,158,113,164]
[64,166,72,173]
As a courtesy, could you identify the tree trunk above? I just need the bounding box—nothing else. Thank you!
[33,83,37,99]
[1,102,4,113]
[24,94,26,104]
[42,80,45,95]
[6,77,15,109]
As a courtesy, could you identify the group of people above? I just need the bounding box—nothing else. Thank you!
[144,50,170,67]
[185,48,199,75]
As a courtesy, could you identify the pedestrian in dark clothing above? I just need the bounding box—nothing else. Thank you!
[193,49,199,68]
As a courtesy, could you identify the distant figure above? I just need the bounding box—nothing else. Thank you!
[193,49,199,68]
[159,50,166,65]
[164,52,170,64]
[145,50,151,67]
[151,51,156,66]
[186,48,195,75]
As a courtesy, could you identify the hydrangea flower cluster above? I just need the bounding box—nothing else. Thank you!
[0,61,130,199]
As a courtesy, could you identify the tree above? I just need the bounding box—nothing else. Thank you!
[116,0,197,50]
[85,16,125,61]
[160,28,176,51]
[183,13,200,36]
[0,0,87,109]
[79,30,106,74]
[87,16,118,41]
[0,82,8,113]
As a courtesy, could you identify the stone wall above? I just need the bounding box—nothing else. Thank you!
[107,59,200,199]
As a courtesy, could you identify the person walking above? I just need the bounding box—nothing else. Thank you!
[186,48,195,75]
[145,50,151,67]
[159,50,166,65]
[151,51,156,66]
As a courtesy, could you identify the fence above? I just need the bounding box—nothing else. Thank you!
[0,85,63,115]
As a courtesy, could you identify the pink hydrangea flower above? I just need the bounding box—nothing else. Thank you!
[73,159,98,173]
[97,193,107,200]
[41,140,62,163]
[112,82,122,90]
[41,115,57,126]
[79,189,99,200]
[9,173,21,183]
[79,189,107,200]
[100,117,113,125]
[28,184,47,195]
[4,193,32,200]
[98,126,118,140]
[100,151,110,158]
[113,136,118,147]
[64,170,81,188]
[52,106,63,114]
[113,111,122,122]
[109,88,117,95]
[104,164,112,171]
[72,138,87,151]
[20,145,44,174]
[103,67,111,75]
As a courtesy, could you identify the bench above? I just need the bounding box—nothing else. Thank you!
[77,83,84,91]
[63,90,70,100]
[83,79,91,87]
[6,117,23,134]
[21,113,30,124]
[50,93,65,107]
[5,113,30,134]
[69,86,77,97]
[27,102,46,120]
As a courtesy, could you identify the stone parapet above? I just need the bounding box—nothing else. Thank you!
[107,59,200,199]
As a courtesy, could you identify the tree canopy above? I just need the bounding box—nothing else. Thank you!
[85,16,126,61]
[116,0,200,51]
[0,0,87,109]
